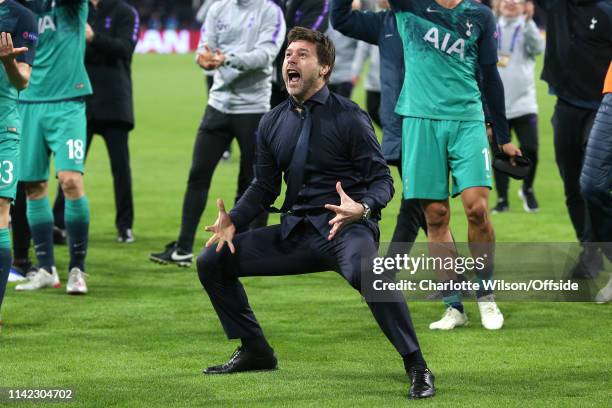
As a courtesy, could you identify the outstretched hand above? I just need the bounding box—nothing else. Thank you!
[204,199,237,254]
[0,33,28,63]
[324,182,365,241]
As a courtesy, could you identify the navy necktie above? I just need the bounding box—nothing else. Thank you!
[279,105,312,212]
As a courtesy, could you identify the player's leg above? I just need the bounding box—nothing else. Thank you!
[422,199,468,330]
[451,120,503,330]
[402,118,467,329]
[150,107,232,266]
[366,90,381,128]
[325,223,435,399]
[514,114,540,212]
[0,137,19,327]
[15,103,59,292]
[50,100,90,295]
[10,182,33,276]
[0,198,12,330]
[197,222,328,374]
[492,119,513,213]
[230,112,268,230]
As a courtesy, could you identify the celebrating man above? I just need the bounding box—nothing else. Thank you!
[197,27,435,399]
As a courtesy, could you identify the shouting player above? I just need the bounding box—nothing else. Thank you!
[389,0,521,330]
[15,0,92,295]
[0,0,37,328]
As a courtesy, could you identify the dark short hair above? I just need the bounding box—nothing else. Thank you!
[286,27,335,81]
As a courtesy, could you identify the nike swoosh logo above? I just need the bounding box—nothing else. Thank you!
[171,251,193,261]
[385,34,393,38]
[34,243,44,249]
[426,6,441,13]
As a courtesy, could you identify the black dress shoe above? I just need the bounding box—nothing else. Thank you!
[203,347,277,375]
[408,367,435,399]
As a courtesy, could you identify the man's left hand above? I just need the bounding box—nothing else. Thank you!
[500,142,523,165]
[324,181,365,241]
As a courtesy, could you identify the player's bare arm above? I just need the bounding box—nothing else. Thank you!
[0,32,31,90]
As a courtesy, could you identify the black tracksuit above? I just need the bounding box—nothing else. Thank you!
[536,0,612,243]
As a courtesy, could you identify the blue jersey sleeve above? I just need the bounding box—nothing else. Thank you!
[13,5,38,66]
[478,8,498,65]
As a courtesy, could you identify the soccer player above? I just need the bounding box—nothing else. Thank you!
[0,0,37,327]
[14,0,92,295]
[389,0,521,330]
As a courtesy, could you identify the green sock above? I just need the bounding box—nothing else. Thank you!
[0,228,13,309]
[65,196,90,271]
[26,197,55,271]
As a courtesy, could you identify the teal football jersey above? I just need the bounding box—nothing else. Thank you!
[20,0,92,102]
[392,0,498,121]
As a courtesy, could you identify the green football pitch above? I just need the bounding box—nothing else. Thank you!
[0,54,610,407]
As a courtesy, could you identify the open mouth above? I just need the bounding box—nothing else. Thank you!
[287,69,301,85]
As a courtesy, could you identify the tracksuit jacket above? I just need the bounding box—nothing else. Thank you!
[197,0,286,114]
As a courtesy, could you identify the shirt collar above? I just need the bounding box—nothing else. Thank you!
[289,85,330,110]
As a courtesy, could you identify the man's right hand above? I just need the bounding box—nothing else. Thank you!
[205,199,237,254]
[0,32,28,63]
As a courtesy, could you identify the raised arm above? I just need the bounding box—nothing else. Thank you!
[0,33,32,90]
[0,7,37,91]
[295,0,331,32]
[522,17,545,57]
[331,0,384,45]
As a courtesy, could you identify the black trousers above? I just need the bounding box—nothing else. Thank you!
[197,221,422,357]
[54,121,134,232]
[328,82,353,98]
[552,99,596,243]
[366,90,382,129]
[493,113,539,198]
[386,161,428,258]
[177,106,266,253]
[10,182,31,261]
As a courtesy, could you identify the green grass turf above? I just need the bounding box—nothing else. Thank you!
[0,54,610,407]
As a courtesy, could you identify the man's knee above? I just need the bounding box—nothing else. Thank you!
[465,199,489,229]
[58,172,84,198]
[423,202,450,233]
[196,247,223,288]
[25,181,48,199]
